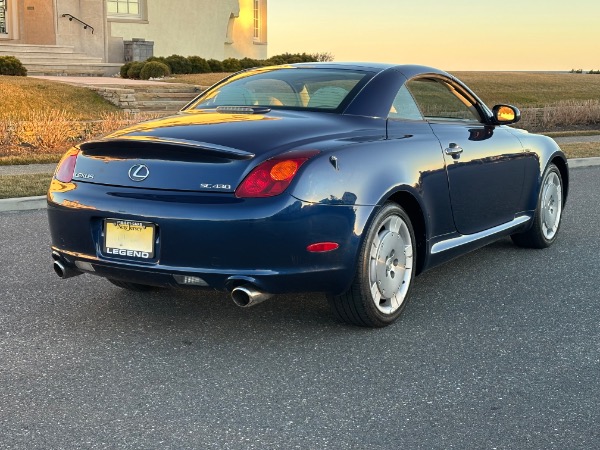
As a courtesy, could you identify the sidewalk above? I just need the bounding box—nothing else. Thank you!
[30,75,190,88]
[0,163,57,176]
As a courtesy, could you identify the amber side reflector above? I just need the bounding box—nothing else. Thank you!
[307,242,339,253]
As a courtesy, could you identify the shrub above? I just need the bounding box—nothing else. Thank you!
[267,52,318,65]
[207,59,223,72]
[126,61,145,79]
[238,57,263,69]
[312,52,335,62]
[140,61,171,79]
[221,58,242,72]
[187,56,211,74]
[120,62,133,78]
[165,54,192,74]
[0,56,27,76]
[146,56,168,65]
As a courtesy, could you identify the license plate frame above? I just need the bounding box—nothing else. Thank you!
[103,219,156,259]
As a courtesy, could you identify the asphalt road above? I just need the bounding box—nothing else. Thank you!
[1,167,598,449]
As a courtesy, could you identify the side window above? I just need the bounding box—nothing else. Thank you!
[407,78,482,122]
[388,85,423,120]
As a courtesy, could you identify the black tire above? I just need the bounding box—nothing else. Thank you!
[107,278,159,292]
[511,163,563,249]
[327,203,416,327]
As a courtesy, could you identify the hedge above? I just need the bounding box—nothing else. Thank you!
[119,52,328,79]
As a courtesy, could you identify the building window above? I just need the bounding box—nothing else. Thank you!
[253,0,260,40]
[107,0,142,18]
[0,0,8,35]
[253,0,266,43]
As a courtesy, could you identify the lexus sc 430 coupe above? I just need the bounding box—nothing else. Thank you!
[47,63,568,327]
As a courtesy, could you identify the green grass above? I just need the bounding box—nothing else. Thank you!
[0,173,52,199]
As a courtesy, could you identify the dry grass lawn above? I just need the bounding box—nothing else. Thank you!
[453,72,600,108]
[0,173,52,199]
[559,142,600,159]
[0,76,120,120]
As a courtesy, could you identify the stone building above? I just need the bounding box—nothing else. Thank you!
[0,0,267,75]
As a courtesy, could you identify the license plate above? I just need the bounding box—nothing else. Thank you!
[104,219,155,259]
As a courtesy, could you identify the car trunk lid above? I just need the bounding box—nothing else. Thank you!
[71,110,384,193]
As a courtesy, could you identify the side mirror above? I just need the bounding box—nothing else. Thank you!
[492,104,521,125]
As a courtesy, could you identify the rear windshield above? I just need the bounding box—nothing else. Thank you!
[190,68,372,112]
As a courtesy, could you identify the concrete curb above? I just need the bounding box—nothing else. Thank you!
[1,158,599,213]
[568,157,600,168]
[0,195,46,212]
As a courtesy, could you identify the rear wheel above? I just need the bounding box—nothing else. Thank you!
[327,203,416,327]
[107,278,159,292]
[512,163,563,249]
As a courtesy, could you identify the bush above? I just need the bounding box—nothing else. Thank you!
[165,54,192,74]
[222,58,242,72]
[0,56,27,76]
[146,56,168,65]
[187,56,211,74]
[120,62,133,78]
[312,52,334,62]
[126,61,145,79]
[139,61,171,80]
[238,57,263,69]
[207,59,223,72]
[267,52,318,65]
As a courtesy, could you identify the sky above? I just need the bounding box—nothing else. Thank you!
[267,0,600,71]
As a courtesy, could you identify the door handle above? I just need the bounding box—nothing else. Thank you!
[445,143,463,159]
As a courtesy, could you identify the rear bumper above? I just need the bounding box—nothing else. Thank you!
[47,182,371,294]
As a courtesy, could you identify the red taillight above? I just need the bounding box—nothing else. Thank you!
[54,148,80,183]
[307,242,339,253]
[235,151,319,198]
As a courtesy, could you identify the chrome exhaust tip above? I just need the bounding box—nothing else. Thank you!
[53,260,82,279]
[231,285,272,308]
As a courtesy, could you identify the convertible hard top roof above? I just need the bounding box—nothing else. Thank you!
[290,62,450,79]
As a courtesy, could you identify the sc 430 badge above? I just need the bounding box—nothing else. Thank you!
[200,183,231,190]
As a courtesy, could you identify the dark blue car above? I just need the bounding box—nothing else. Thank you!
[47,63,568,327]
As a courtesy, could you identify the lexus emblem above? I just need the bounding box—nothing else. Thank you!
[128,164,150,182]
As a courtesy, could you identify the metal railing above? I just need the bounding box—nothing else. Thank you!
[61,14,94,34]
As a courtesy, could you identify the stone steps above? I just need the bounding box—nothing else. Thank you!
[133,85,201,112]
[24,63,122,77]
[89,84,204,114]
[0,43,78,54]
[0,43,121,76]
[9,55,104,65]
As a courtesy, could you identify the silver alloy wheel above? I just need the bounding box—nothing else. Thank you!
[368,214,414,315]
[541,171,562,240]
